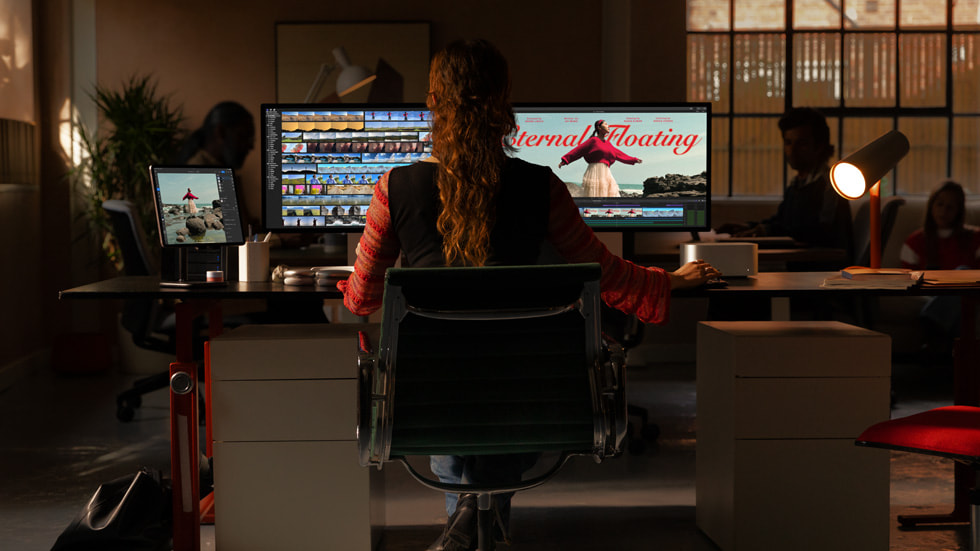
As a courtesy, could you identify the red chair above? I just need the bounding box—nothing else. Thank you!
[855,405,980,549]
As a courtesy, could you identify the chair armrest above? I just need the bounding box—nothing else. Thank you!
[357,330,373,355]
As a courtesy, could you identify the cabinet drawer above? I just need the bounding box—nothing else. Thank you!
[210,323,378,380]
[213,379,356,442]
[214,440,384,551]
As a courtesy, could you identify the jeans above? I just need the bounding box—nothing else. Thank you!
[429,453,539,534]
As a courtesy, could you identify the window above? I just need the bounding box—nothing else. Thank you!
[688,0,980,196]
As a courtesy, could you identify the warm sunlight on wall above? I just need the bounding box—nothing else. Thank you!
[0,0,33,124]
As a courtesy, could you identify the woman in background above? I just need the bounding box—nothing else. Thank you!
[338,39,719,551]
[901,180,980,270]
[558,119,642,197]
[900,180,980,363]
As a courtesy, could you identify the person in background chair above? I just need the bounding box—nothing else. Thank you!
[900,180,980,363]
[338,38,721,551]
[178,101,254,169]
[901,180,980,271]
[715,107,853,258]
[178,101,257,230]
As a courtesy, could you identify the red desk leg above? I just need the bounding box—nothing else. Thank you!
[170,300,223,550]
[897,296,978,527]
[170,359,200,550]
[171,301,200,551]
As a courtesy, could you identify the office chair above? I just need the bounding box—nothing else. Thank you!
[856,405,980,549]
[601,305,660,454]
[357,263,628,550]
[102,200,194,422]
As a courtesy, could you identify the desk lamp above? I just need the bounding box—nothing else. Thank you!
[304,47,378,103]
[829,130,910,269]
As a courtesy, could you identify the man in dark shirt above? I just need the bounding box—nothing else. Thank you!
[717,107,853,259]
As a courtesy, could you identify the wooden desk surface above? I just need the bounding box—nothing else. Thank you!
[676,271,980,298]
[59,275,343,300]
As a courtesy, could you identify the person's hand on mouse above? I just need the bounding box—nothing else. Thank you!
[669,259,722,290]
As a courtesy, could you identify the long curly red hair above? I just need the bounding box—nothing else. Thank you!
[427,39,516,266]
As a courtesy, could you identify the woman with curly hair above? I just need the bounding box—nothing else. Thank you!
[338,39,719,550]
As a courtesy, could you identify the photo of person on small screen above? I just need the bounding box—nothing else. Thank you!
[182,188,199,214]
[558,119,643,197]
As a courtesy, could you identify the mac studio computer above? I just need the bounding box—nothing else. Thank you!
[150,165,247,286]
[259,102,715,262]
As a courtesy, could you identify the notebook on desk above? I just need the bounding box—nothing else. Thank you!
[714,236,799,249]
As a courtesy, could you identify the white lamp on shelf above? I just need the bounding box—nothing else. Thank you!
[829,129,910,269]
[303,46,377,103]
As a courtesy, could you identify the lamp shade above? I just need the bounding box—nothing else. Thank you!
[332,47,377,97]
[830,130,910,199]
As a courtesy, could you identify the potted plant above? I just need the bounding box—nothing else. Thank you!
[73,75,184,272]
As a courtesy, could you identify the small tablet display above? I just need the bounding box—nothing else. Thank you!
[149,165,247,247]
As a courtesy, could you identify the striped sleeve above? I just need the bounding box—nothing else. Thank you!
[545,173,672,324]
[338,170,401,315]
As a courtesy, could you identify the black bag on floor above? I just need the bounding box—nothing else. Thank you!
[51,467,172,551]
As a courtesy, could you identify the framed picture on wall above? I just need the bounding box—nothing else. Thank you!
[275,22,430,104]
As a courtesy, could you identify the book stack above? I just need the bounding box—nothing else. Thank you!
[921,270,980,288]
[821,267,923,290]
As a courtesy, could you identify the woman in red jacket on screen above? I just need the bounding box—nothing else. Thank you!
[558,119,642,197]
[338,39,719,551]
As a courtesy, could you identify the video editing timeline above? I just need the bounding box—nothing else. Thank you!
[263,107,432,229]
[578,198,708,228]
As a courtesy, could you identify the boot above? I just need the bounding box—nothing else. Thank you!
[427,494,478,551]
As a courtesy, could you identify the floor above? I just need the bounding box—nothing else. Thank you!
[0,345,969,551]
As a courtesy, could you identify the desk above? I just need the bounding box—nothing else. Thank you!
[60,272,980,547]
[60,276,341,551]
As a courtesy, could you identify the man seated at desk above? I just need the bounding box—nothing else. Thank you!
[716,107,853,265]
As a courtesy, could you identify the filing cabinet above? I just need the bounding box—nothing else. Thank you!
[210,323,383,551]
[696,321,891,551]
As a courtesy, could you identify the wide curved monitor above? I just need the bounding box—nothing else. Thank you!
[260,102,709,233]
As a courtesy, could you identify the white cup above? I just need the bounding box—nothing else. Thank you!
[238,241,271,282]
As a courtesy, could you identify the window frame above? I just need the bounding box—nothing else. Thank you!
[688,0,973,197]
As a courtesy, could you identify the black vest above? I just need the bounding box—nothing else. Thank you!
[387,158,551,267]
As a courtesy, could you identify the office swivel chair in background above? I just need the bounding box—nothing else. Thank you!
[358,263,628,551]
[602,304,660,454]
[102,200,203,421]
[856,405,980,549]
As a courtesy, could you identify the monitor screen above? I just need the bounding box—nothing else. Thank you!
[260,102,709,233]
[510,103,710,231]
[150,165,247,247]
[260,103,432,232]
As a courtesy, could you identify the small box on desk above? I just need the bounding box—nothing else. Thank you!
[696,321,891,551]
[210,323,383,551]
[680,242,758,277]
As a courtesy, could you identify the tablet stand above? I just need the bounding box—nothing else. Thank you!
[160,246,228,287]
